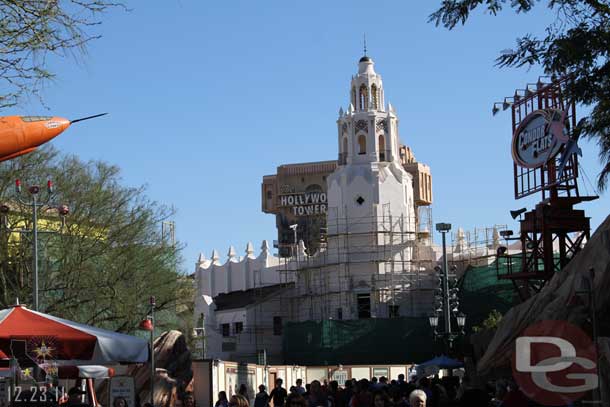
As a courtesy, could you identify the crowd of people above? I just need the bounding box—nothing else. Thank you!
[214,375,533,407]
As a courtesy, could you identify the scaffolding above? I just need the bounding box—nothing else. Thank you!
[268,203,436,324]
[230,215,516,364]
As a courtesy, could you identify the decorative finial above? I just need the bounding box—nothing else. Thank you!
[363,33,367,56]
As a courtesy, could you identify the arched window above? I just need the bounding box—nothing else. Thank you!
[359,84,368,111]
[371,84,378,110]
[342,137,348,164]
[358,134,366,155]
[306,184,323,193]
[351,87,357,109]
[378,135,386,161]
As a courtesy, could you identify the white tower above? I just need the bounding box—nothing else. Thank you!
[327,55,416,238]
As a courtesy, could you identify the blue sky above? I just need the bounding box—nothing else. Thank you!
[10,1,609,272]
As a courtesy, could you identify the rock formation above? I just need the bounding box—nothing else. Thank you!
[476,214,610,402]
[132,330,193,407]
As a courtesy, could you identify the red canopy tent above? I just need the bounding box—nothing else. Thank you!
[0,305,148,365]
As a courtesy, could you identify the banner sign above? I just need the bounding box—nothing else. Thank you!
[512,109,568,168]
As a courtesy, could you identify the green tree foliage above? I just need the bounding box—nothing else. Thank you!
[0,0,125,108]
[0,146,189,333]
[431,0,610,189]
[472,309,503,333]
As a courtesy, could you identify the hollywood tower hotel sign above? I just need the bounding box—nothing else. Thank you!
[279,189,328,216]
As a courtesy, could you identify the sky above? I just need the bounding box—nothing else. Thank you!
[10,1,609,273]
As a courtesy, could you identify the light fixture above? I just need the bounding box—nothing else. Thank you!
[428,315,438,328]
[497,246,508,256]
[435,223,451,232]
[503,97,514,111]
[510,208,527,219]
[434,265,442,273]
[457,313,466,328]
[492,103,502,116]
[139,318,153,331]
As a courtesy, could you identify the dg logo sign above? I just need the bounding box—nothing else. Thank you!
[512,320,598,406]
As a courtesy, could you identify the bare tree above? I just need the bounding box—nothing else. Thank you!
[0,0,125,108]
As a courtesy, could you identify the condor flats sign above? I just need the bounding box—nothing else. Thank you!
[512,109,569,168]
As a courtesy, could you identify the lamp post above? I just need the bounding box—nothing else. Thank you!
[436,222,452,351]
[139,296,156,406]
[430,223,467,355]
[289,224,298,258]
[6,179,68,311]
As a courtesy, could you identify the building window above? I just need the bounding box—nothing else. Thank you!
[359,84,368,111]
[371,84,378,110]
[221,323,230,337]
[234,322,243,335]
[337,308,343,320]
[357,293,371,319]
[351,86,357,108]
[266,190,273,200]
[273,316,282,335]
[389,305,400,318]
[378,135,386,161]
[358,135,366,155]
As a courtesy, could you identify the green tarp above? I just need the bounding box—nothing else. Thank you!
[458,258,519,329]
[283,317,436,365]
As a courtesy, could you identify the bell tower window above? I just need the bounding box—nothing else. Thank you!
[359,84,368,111]
[378,135,386,161]
[371,84,378,110]
[351,87,357,109]
[358,134,366,155]
[341,137,348,165]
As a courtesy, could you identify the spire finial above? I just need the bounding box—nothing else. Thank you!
[363,33,367,56]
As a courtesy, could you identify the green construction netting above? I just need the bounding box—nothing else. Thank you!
[458,258,519,329]
[283,260,520,365]
[283,317,437,365]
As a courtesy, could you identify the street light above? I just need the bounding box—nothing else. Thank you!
[11,178,68,311]
[457,313,466,331]
[289,224,298,257]
[139,296,156,407]
[428,315,439,329]
[435,222,452,352]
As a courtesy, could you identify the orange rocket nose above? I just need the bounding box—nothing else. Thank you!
[30,116,71,147]
[44,117,71,137]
